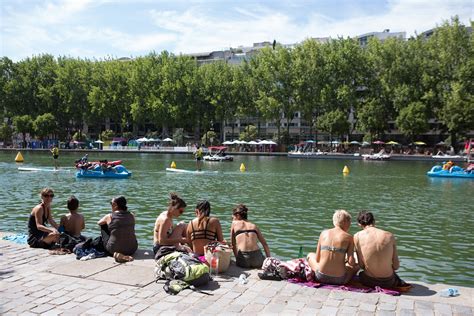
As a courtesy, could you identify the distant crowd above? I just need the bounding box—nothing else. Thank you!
[28,188,406,289]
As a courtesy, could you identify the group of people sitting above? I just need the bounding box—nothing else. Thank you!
[28,188,405,289]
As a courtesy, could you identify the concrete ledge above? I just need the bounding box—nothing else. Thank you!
[1,237,472,315]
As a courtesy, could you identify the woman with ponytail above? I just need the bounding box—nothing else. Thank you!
[153,193,190,255]
[230,204,270,268]
[186,200,225,255]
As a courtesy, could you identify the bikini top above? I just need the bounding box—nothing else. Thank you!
[320,245,347,254]
[234,229,258,237]
[190,218,217,241]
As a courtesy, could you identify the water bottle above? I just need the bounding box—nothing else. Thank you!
[210,251,219,276]
[439,288,459,297]
[298,246,304,258]
[238,274,248,284]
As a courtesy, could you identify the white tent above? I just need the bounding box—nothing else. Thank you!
[94,140,104,144]
[222,141,234,145]
[163,138,173,142]
[137,137,149,142]
[248,141,258,145]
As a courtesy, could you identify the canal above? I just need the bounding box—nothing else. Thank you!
[0,150,472,287]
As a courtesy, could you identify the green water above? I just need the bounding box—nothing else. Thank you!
[1,151,473,287]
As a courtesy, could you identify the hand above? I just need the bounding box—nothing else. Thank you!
[51,228,60,236]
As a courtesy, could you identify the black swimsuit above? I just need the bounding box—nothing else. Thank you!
[234,229,258,237]
[190,218,217,241]
[27,203,50,248]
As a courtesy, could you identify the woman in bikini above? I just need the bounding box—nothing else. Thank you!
[153,192,191,255]
[230,204,270,268]
[27,188,60,249]
[307,210,359,285]
[186,200,225,256]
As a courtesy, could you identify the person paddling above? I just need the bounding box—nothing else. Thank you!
[50,146,59,170]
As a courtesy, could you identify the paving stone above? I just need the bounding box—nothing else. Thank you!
[398,299,415,310]
[298,307,320,315]
[376,311,396,316]
[359,303,377,312]
[339,306,358,315]
[242,303,265,312]
[319,305,339,316]
[399,309,416,316]
[41,308,63,316]
[378,303,397,311]
[286,301,306,310]
[452,305,473,315]
[324,298,342,307]
[415,309,434,316]
[48,295,72,305]
[127,303,150,313]
[434,303,452,315]
[84,305,110,315]
[30,304,55,314]
[342,298,360,307]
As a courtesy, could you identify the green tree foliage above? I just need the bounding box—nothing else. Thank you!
[396,102,429,141]
[316,109,350,140]
[100,129,115,141]
[239,125,257,141]
[33,113,58,141]
[13,115,33,147]
[201,130,218,146]
[0,122,13,145]
[357,99,388,140]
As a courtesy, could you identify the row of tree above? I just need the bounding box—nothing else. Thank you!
[0,17,472,148]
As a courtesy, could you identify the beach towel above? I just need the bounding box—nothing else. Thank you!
[287,277,411,296]
[2,233,28,244]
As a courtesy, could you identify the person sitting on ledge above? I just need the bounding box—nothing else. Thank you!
[354,211,407,288]
[186,200,225,256]
[307,210,358,285]
[97,196,137,258]
[59,195,85,239]
[230,204,270,268]
[153,192,190,255]
[27,188,60,249]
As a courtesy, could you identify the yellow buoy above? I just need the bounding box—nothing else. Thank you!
[170,161,176,169]
[343,165,350,174]
[15,152,24,163]
[240,163,246,172]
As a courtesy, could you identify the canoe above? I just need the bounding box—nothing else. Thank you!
[166,168,218,174]
[76,165,132,179]
[426,165,474,179]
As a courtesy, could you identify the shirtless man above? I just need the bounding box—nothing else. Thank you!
[354,211,406,288]
[59,196,85,238]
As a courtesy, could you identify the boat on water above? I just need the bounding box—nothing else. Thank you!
[427,165,473,179]
[431,151,466,161]
[166,168,218,174]
[362,150,391,161]
[76,164,132,179]
[203,146,234,162]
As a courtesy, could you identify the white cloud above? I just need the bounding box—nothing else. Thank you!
[1,0,472,61]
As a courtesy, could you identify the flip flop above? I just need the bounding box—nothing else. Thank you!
[114,252,134,263]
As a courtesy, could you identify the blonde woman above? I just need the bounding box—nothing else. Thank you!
[307,210,358,285]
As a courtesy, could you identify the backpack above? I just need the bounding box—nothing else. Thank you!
[155,251,211,295]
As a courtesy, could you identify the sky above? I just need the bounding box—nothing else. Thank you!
[0,0,472,61]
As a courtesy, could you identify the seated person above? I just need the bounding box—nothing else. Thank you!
[354,211,406,288]
[59,195,85,238]
[307,210,358,285]
[442,160,454,170]
[27,188,60,249]
[230,204,270,268]
[153,193,190,255]
[97,196,137,257]
[186,200,225,256]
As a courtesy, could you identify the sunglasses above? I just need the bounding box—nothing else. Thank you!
[43,194,54,198]
[110,201,116,205]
